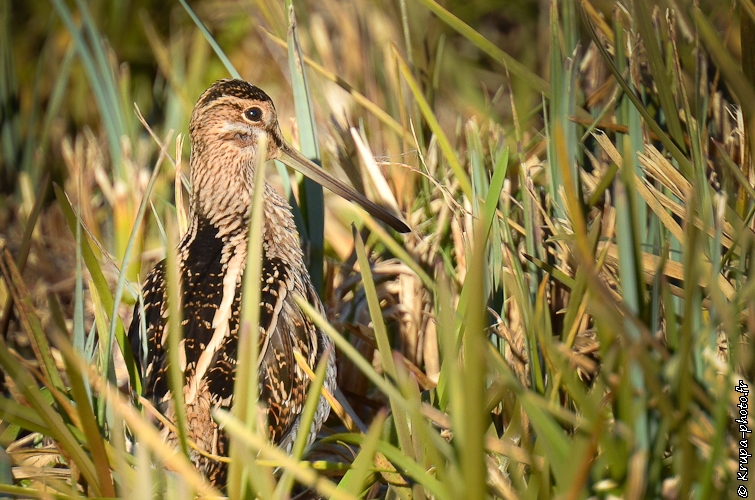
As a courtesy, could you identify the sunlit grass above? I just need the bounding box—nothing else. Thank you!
[0,0,751,498]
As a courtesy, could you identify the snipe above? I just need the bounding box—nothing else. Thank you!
[128,79,408,486]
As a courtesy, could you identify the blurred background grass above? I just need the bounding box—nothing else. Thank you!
[1,0,754,498]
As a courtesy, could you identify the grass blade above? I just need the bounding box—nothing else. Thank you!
[330,433,451,500]
[228,135,274,499]
[411,0,549,97]
[59,333,116,497]
[54,184,141,394]
[392,45,473,201]
[274,345,332,499]
[286,2,324,294]
[0,335,101,495]
[178,0,241,80]
[0,248,65,393]
[335,411,387,497]
[164,217,190,461]
[218,408,356,500]
[353,228,413,459]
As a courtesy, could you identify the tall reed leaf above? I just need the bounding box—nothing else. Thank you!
[228,135,274,499]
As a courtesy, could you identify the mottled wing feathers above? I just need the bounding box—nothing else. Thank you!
[128,261,167,398]
[130,229,320,445]
[258,258,316,443]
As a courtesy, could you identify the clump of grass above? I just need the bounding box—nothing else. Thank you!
[0,0,752,498]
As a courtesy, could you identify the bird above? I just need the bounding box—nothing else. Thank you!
[128,78,409,487]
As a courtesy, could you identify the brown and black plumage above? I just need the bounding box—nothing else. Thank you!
[128,79,409,486]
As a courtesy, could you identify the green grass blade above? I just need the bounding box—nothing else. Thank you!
[59,335,116,497]
[546,0,566,218]
[0,0,19,185]
[274,346,331,499]
[49,0,124,170]
[434,270,458,410]
[0,338,101,495]
[353,230,398,381]
[455,216,490,500]
[261,30,408,140]
[294,296,410,413]
[54,184,141,394]
[393,46,473,201]
[0,397,48,435]
[73,164,86,362]
[0,448,10,493]
[106,109,170,399]
[217,409,355,500]
[335,412,386,497]
[611,14,650,454]
[455,147,507,323]
[411,0,550,98]
[164,218,190,462]
[178,0,241,80]
[330,433,451,500]
[73,0,127,150]
[228,135,274,499]
[633,1,685,150]
[353,229,413,458]
[0,248,66,393]
[286,2,324,294]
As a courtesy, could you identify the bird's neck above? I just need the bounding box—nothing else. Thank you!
[189,152,253,234]
[184,159,305,273]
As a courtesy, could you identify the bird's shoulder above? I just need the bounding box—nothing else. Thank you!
[128,261,167,377]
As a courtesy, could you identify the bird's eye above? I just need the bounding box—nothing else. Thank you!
[244,106,263,122]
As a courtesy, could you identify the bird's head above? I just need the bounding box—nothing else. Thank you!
[190,79,284,169]
[189,79,410,233]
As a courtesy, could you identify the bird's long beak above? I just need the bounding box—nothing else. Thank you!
[278,143,410,233]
